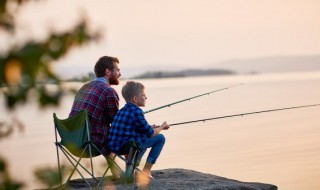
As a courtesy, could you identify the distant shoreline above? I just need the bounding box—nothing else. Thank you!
[131,68,236,79]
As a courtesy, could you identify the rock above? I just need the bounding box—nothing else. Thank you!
[63,168,277,190]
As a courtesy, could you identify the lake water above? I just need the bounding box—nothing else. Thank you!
[1,71,320,190]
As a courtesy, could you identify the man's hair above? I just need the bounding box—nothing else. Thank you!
[122,81,145,102]
[94,56,119,77]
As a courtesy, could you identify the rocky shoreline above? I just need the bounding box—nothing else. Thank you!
[62,168,277,190]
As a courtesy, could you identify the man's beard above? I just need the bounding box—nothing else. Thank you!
[109,75,119,85]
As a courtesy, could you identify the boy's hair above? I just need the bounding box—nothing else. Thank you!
[94,56,119,77]
[122,81,145,102]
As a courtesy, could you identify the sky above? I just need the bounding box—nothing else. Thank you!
[7,0,320,78]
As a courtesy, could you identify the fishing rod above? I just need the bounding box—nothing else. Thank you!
[143,83,243,114]
[169,104,320,126]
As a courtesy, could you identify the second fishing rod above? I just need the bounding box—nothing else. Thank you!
[143,83,243,114]
[168,104,320,126]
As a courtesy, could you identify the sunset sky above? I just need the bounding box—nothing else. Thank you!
[8,0,320,77]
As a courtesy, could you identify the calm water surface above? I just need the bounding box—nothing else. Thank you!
[1,71,320,190]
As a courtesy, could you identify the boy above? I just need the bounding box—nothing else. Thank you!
[108,81,169,181]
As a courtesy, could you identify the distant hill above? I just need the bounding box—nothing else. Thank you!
[208,55,320,74]
[132,68,235,79]
[54,54,320,79]
[130,54,320,79]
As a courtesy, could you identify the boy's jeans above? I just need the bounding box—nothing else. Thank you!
[137,134,165,164]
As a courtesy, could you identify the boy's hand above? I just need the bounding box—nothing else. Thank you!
[152,124,160,129]
[161,121,170,130]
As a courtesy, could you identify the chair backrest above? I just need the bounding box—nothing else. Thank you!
[53,110,100,157]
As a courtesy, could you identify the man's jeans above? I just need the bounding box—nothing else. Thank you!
[137,134,165,164]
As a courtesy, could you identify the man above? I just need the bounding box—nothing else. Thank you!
[69,55,121,178]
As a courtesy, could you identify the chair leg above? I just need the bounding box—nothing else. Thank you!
[88,144,96,182]
[55,143,62,188]
[96,154,124,187]
[120,147,138,184]
[62,150,91,187]
[127,147,139,176]
[63,147,95,178]
[107,155,124,176]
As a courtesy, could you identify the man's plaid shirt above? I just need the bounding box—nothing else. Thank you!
[108,102,154,152]
[69,78,119,155]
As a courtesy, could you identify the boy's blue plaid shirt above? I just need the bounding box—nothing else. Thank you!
[108,102,154,152]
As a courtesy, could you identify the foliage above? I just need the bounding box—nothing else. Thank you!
[0,0,100,132]
[0,157,23,190]
[34,165,70,188]
[0,0,100,109]
[0,0,101,189]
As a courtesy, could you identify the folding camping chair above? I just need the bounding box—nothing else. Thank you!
[54,110,151,187]
[53,110,124,188]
